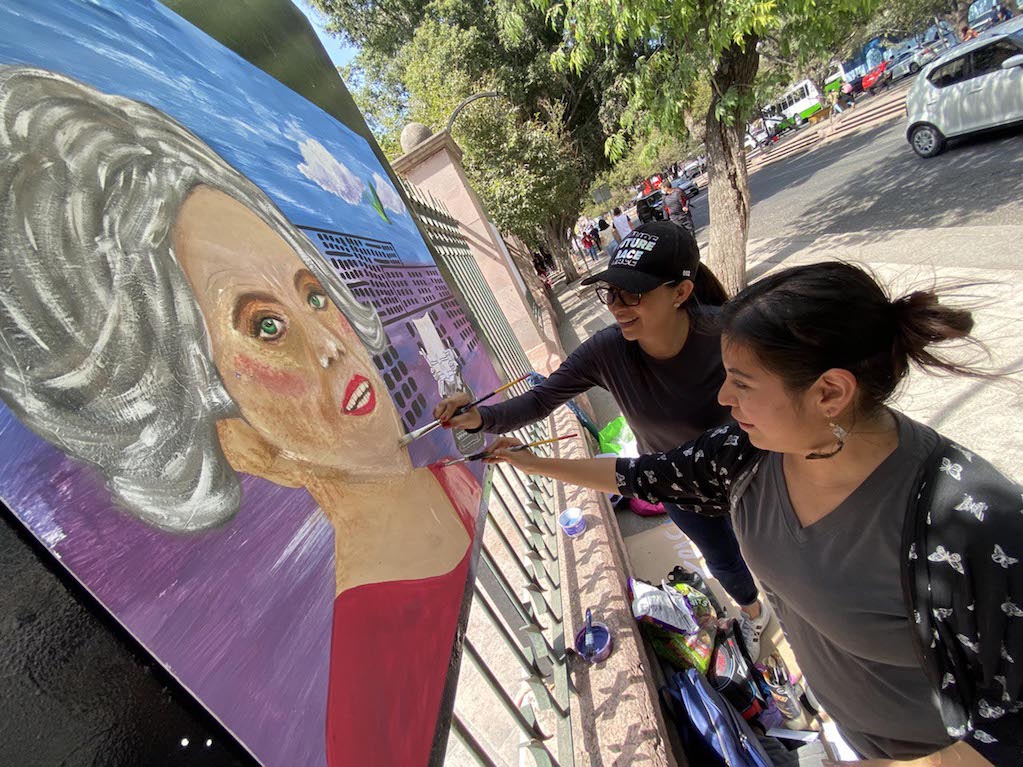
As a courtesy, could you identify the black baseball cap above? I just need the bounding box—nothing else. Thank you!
[581,221,700,293]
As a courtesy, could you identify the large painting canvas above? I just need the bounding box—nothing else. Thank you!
[0,2,500,765]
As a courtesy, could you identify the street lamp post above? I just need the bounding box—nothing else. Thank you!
[446,91,501,134]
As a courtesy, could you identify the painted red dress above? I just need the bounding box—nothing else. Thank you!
[325,463,480,767]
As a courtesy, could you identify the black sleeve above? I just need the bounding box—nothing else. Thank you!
[476,332,608,434]
[614,423,757,513]
[920,444,1023,764]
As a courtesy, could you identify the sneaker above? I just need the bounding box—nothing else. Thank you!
[738,598,774,661]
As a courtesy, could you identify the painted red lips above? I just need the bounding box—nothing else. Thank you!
[342,374,375,416]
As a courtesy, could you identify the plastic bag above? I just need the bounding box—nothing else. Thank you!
[630,578,717,674]
[597,416,638,457]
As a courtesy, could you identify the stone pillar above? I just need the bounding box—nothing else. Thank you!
[392,127,561,375]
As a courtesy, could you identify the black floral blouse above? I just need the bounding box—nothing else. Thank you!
[615,422,1023,765]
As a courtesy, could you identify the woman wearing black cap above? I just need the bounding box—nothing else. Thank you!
[433,221,775,657]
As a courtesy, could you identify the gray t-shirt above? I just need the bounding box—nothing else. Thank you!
[734,411,952,760]
[476,314,730,453]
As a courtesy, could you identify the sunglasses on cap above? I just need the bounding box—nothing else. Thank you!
[594,281,678,307]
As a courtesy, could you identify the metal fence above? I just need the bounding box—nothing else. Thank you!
[403,182,575,766]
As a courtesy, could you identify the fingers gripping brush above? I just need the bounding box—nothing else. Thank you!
[397,374,531,448]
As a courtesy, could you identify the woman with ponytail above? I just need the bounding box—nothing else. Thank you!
[489,262,1023,766]
[434,221,776,658]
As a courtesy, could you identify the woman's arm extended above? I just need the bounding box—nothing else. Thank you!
[485,445,619,494]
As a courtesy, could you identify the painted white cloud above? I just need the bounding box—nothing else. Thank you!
[296,138,364,205]
[372,172,407,216]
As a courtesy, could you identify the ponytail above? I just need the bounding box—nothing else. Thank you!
[720,262,993,413]
[691,263,729,307]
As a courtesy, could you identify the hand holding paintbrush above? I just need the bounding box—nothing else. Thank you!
[398,374,531,448]
[440,434,577,466]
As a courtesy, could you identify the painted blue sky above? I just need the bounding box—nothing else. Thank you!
[0,0,434,264]
[296,0,359,69]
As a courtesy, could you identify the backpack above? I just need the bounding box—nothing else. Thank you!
[664,669,776,767]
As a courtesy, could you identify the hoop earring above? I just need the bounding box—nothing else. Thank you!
[806,421,848,461]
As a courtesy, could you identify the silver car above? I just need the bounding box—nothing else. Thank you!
[888,47,939,82]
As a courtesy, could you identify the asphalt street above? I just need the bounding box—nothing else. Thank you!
[687,118,1023,241]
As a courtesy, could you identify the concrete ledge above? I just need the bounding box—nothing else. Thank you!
[550,404,679,767]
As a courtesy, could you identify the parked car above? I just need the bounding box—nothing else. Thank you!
[862,60,890,92]
[905,30,1023,157]
[682,157,707,178]
[887,46,940,81]
[634,189,665,223]
[669,176,699,198]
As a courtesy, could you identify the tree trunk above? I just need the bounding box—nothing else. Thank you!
[704,36,760,297]
[543,220,580,283]
[950,0,971,37]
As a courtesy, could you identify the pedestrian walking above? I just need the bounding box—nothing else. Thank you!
[489,262,1023,766]
[611,206,633,242]
[662,180,695,235]
[433,222,775,657]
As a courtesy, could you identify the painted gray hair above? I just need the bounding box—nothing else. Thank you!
[0,66,387,532]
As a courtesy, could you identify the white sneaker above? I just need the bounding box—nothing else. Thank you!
[738,598,773,661]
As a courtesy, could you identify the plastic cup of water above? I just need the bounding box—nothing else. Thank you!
[558,507,586,537]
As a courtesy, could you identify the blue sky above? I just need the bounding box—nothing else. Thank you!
[295,0,359,69]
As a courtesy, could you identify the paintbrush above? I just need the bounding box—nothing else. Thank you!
[439,433,578,466]
[397,373,532,448]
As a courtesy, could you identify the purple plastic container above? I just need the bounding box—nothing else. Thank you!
[574,621,612,663]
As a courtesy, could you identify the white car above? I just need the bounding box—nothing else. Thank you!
[905,29,1023,157]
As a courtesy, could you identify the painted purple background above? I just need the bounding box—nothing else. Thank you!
[0,1,500,765]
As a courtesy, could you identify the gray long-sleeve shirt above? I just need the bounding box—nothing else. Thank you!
[476,313,730,453]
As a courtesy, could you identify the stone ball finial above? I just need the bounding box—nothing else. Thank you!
[400,122,433,154]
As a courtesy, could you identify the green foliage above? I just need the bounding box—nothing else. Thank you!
[535,0,879,146]
[315,0,631,248]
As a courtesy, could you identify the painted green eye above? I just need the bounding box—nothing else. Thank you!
[257,317,285,340]
[308,292,328,310]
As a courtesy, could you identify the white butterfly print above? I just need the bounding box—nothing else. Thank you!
[673,464,685,478]
[950,443,974,463]
[694,450,704,462]
[670,483,683,493]
[993,544,1018,568]
[1001,644,1015,663]
[615,472,627,487]
[941,672,955,689]
[928,545,965,574]
[643,470,657,485]
[708,478,720,487]
[710,426,729,437]
[719,466,728,477]
[710,460,718,473]
[909,543,918,561]
[724,435,740,447]
[973,730,998,744]
[946,725,967,738]
[955,494,987,522]
[940,457,963,481]
[682,447,694,457]
[957,634,981,653]
[967,602,976,612]
[646,493,659,504]
[933,607,953,621]
[628,458,637,470]
[1001,600,1023,617]
[978,700,1005,719]
[657,453,668,461]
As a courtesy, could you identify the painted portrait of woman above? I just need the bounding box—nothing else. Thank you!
[0,66,479,766]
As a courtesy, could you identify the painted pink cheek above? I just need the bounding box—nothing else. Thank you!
[233,354,313,397]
